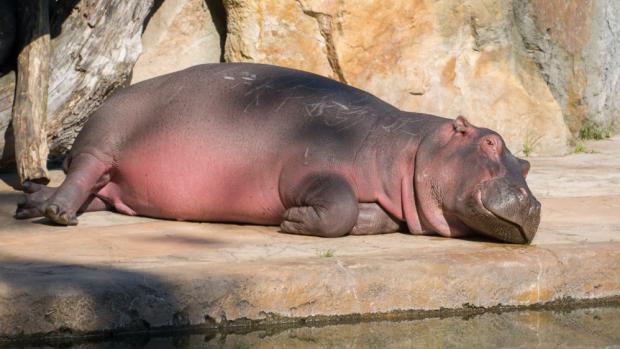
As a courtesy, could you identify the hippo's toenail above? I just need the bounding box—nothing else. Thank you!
[46,205,59,216]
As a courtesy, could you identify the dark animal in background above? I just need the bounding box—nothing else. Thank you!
[0,0,16,68]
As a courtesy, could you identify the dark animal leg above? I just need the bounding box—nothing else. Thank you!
[16,181,111,220]
[281,174,359,238]
[350,203,403,235]
[42,153,111,225]
[15,181,55,219]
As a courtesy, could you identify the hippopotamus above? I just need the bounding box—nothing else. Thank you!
[16,63,541,244]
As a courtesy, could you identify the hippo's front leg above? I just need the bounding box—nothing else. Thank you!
[280,174,359,238]
[350,203,403,235]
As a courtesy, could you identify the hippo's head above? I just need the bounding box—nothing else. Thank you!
[414,116,541,244]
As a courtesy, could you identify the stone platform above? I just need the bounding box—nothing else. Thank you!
[0,136,619,340]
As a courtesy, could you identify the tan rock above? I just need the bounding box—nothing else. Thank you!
[131,0,225,84]
[224,0,333,77]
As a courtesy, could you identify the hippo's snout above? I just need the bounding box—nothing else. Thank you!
[477,177,541,244]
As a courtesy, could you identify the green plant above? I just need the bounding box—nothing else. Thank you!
[521,133,543,157]
[522,142,533,157]
[579,120,612,140]
[318,249,335,258]
[574,142,588,154]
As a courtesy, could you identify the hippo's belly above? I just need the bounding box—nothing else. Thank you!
[97,130,286,224]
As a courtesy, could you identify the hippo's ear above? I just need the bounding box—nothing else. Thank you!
[453,115,471,134]
[518,158,530,177]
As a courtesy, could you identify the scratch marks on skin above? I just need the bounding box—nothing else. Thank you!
[276,96,305,111]
[304,99,329,117]
[332,101,349,110]
[304,147,309,165]
[243,79,274,112]
[244,95,260,113]
[221,70,257,91]
[299,95,374,131]
[380,118,424,136]
[243,81,274,97]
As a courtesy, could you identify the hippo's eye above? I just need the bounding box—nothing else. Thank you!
[485,139,494,146]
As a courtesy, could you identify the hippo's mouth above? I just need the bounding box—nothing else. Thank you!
[476,190,529,243]
[462,186,536,244]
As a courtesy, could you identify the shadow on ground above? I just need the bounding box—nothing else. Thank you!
[0,255,183,339]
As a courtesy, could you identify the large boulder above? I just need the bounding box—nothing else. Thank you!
[131,0,226,84]
[516,0,620,133]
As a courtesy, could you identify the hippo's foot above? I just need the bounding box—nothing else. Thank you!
[349,203,402,235]
[281,206,354,237]
[44,203,78,226]
[15,181,56,219]
[34,152,113,226]
[15,181,79,225]
[280,174,359,238]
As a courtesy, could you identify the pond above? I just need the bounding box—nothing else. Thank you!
[11,306,620,348]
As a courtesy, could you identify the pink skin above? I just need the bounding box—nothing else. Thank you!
[15,63,540,243]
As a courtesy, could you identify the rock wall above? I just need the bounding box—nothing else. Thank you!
[223,0,609,156]
[130,0,226,83]
[515,0,620,134]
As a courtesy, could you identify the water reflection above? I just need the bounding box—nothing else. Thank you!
[10,307,620,348]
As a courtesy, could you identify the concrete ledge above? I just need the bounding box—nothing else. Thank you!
[1,136,619,339]
[1,228,619,339]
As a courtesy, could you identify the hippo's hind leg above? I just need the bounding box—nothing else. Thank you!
[281,174,359,238]
[41,153,112,225]
[15,182,111,220]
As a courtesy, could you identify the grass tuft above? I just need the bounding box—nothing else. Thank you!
[318,249,335,258]
[579,121,613,140]
[522,134,543,157]
[574,142,589,154]
[522,142,533,157]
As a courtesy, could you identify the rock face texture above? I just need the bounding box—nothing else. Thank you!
[222,0,620,156]
[515,0,620,134]
[131,0,226,83]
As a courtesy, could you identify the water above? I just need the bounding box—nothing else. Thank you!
[8,306,620,348]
